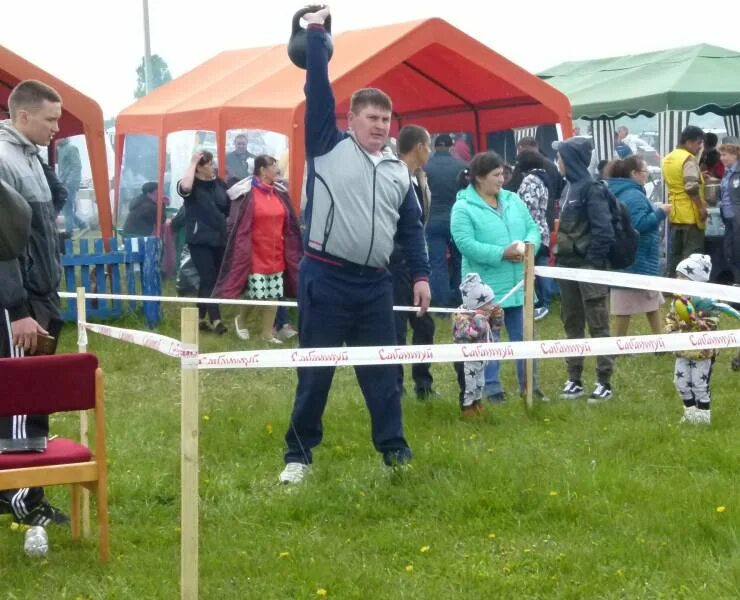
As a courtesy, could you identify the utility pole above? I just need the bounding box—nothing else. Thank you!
[142,0,152,94]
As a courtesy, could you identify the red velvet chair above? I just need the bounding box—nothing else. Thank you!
[0,353,109,561]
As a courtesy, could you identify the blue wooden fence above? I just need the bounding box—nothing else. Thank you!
[61,236,162,328]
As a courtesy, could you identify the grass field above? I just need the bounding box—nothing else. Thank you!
[1,297,739,599]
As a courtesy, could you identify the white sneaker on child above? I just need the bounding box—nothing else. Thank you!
[680,406,711,424]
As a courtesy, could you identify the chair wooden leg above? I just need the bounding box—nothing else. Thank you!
[70,484,81,541]
[97,479,109,562]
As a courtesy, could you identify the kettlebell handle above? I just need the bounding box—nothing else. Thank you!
[292,5,332,34]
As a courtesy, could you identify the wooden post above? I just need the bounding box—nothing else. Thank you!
[523,244,535,409]
[76,287,91,537]
[180,308,199,600]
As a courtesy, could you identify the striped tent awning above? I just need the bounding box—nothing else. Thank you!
[514,127,538,143]
[724,115,740,139]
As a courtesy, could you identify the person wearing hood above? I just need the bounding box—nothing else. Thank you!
[606,156,671,336]
[278,6,430,485]
[122,181,164,236]
[0,80,71,541]
[451,151,544,403]
[553,137,616,403]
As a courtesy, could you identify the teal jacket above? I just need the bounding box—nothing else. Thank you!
[451,185,540,308]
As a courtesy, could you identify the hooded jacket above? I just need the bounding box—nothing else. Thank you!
[450,185,540,308]
[0,120,61,321]
[554,137,614,269]
[606,177,665,276]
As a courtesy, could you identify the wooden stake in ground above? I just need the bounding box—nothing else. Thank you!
[523,244,535,409]
[180,308,199,600]
[76,286,91,536]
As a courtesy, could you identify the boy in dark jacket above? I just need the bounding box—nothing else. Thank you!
[553,137,616,403]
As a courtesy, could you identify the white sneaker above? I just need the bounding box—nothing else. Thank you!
[275,324,298,340]
[681,406,711,425]
[680,406,698,424]
[234,315,250,340]
[279,462,309,484]
[693,409,711,425]
[587,382,613,404]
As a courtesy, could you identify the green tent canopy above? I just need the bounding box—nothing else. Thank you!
[539,44,740,119]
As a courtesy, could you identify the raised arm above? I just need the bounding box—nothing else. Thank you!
[303,8,344,157]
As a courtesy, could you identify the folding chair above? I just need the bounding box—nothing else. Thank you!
[0,353,109,561]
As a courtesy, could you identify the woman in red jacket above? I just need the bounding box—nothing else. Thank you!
[213,155,302,343]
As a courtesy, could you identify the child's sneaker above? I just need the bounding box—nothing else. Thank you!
[680,405,698,424]
[693,408,711,425]
[559,379,584,399]
[587,382,613,404]
[682,406,711,425]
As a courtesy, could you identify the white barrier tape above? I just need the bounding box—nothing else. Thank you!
[59,292,461,314]
[77,323,88,348]
[181,343,199,370]
[197,329,740,370]
[82,322,187,359]
[536,266,740,304]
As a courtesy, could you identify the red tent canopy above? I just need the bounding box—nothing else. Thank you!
[116,18,572,218]
[0,44,112,240]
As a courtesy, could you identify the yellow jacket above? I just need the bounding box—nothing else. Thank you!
[662,148,705,229]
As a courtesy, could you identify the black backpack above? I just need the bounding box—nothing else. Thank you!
[591,181,639,270]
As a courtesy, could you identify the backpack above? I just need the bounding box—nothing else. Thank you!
[592,181,640,270]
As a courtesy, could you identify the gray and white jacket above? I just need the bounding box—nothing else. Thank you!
[302,25,429,279]
[0,120,60,320]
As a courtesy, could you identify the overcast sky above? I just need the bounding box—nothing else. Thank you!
[4,0,740,118]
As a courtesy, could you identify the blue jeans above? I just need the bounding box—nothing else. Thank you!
[483,305,539,396]
[284,258,410,465]
[534,252,554,309]
[426,220,461,307]
[62,185,86,232]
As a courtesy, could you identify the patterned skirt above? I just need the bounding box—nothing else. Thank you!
[245,272,284,300]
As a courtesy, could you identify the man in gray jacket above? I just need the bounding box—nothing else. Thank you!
[0,80,70,530]
[279,7,430,484]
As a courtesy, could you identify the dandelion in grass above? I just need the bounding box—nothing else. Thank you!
[316,589,328,597]
[279,551,290,558]
[488,533,496,539]
[420,545,430,553]
[265,423,273,434]
[549,491,558,497]
[202,415,210,422]
[716,506,726,513]
[405,564,414,573]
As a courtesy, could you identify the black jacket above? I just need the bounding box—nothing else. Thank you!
[554,137,614,269]
[173,178,230,247]
[123,194,164,236]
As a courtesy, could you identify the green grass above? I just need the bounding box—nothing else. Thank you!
[1,297,739,599]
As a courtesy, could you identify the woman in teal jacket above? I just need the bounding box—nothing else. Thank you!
[451,151,543,402]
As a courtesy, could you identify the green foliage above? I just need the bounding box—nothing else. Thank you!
[134,54,172,99]
[1,298,738,598]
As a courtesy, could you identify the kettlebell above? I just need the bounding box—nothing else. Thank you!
[288,5,333,69]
